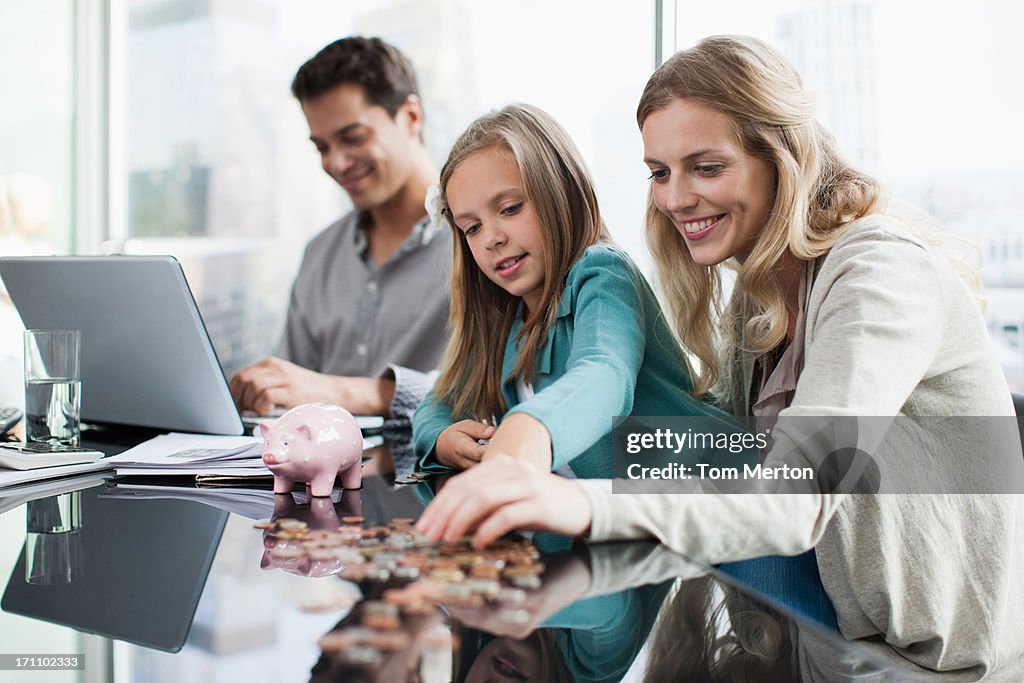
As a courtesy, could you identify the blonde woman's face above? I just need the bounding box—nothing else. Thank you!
[642,98,775,266]
[446,146,547,313]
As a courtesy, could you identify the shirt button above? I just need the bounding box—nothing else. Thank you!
[356,343,368,356]
[366,281,378,293]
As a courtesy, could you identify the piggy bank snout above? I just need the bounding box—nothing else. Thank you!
[263,447,289,465]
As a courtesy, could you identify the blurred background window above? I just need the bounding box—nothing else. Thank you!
[0,1,75,409]
[3,1,1022,388]
[671,0,1024,389]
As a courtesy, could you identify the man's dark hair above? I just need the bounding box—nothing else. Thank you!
[291,36,420,118]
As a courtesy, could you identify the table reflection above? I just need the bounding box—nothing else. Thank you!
[3,432,1017,681]
[25,491,83,585]
[260,492,363,578]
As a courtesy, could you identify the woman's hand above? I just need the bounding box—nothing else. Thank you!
[434,420,495,469]
[415,453,593,548]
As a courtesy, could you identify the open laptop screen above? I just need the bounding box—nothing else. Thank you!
[0,255,244,435]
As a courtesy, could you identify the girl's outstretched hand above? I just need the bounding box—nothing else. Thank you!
[415,454,593,548]
[435,420,495,469]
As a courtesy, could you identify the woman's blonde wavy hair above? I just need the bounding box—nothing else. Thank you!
[638,35,884,403]
[432,104,607,421]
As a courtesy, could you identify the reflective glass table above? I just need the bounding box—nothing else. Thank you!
[0,429,981,682]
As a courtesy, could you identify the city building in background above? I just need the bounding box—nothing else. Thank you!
[777,0,878,169]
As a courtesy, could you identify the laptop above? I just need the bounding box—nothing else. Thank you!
[0,256,244,435]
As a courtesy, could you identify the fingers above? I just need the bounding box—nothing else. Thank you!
[415,459,492,535]
[415,456,594,548]
[230,358,277,411]
[417,455,532,543]
[229,357,302,414]
[458,420,496,441]
[442,604,533,639]
[435,422,490,470]
[445,448,484,470]
[470,499,542,549]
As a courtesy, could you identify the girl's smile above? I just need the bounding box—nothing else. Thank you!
[496,253,528,276]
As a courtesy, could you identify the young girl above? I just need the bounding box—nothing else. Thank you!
[412,103,730,479]
[416,38,1024,676]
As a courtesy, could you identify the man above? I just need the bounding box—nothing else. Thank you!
[229,37,449,426]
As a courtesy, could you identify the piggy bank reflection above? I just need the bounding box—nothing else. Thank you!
[261,491,363,577]
[258,403,363,496]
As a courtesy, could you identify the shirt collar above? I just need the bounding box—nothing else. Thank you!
[353,213,439,262]
[752,262,811,420]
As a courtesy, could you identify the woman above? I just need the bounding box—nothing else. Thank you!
[416,35,1024,675]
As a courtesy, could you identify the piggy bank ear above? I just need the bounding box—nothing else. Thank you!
[258,421,271,439]
[297,424,312,441]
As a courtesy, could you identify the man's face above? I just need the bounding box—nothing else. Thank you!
[302,83,421,211]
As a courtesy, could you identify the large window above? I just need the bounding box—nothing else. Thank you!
[0,1,79,672]
[672,0,1024,389]
[116,0,655,377]
[0,2,76,407]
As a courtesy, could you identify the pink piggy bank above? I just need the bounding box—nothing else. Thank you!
[258,403,363,496]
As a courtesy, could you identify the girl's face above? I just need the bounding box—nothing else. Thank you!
[465,637,544,683]
[446,146,547,313]
[641,97,776,266]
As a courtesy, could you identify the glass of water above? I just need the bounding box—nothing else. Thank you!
[24,329,82,448]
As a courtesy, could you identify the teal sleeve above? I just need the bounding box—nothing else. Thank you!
[411,386,458,473]
[546,582,672,683]
[507,252,646,470]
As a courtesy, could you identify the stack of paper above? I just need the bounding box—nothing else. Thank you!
[0,459,115,491]
[106,432,268,478]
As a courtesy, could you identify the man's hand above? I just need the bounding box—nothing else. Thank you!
[434,420,495,470]
[228,356,395,416]
[415,453,593,548]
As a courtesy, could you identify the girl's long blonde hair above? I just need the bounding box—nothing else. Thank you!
[433,104,607,421]
[638,35,884,403]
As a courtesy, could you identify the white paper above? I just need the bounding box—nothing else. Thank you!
[107,432,261,468]
[115,465,270,478]
[0,459,114,492]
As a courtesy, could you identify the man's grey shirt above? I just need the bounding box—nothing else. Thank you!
[277,210,450,381]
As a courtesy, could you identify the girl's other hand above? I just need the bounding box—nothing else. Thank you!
[435,420,495,469]
[415,453,593,548]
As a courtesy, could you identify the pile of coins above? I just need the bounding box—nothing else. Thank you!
[393,471,433,486]
[255,515,545,666]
